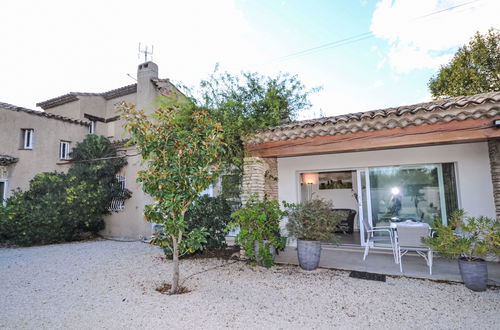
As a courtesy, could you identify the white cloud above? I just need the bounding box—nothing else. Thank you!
[370,0,500,73]
[372,80,384,88]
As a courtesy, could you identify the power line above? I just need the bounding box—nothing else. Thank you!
[270,0,482,63]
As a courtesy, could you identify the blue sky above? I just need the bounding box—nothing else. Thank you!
[0,0,498,119]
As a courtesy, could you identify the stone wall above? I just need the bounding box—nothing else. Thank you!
[488,139,500,218]
[241,156,279,205]
[263,157,278,201]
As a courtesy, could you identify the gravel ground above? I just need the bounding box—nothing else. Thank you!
[0,240,498,330]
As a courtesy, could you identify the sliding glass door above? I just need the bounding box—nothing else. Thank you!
[358,163,458,246]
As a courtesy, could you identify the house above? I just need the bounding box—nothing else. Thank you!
[242,92,500,249]
[0,103,89,204]
[1,61,182,239]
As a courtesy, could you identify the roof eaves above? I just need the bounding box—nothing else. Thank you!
[36,84,138,110]
[247,91,500,144]
[0,101,90,126]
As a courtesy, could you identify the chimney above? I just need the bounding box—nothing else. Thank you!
[136,61,159,114]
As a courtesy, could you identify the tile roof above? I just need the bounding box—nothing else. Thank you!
[246,91,500,144]
[0,102,90,126]
[36,84,137,110]
[0,155,18,166]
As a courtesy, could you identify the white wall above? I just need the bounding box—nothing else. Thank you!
[278,142,496,219]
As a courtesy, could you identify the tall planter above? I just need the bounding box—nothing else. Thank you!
[297,239,321,270]
[458,258,488,292]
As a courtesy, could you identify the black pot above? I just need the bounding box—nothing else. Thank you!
[297,239,321,270]
[458,258,488,292]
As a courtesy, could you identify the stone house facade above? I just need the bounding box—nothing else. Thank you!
[1,61,181,239]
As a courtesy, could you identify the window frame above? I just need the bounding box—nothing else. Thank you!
[109,175,126,211]
[0,179,7,206]
[21,129,34,149]
[59,140,71,160]
[88,120,96,134]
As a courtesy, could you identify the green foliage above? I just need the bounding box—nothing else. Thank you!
[160,195,233,258]
[118,95,226,293]
[285,199,341,242]
[0,136,129,246]
[69,134,130,217]
[423,209,500,261]
[186,195,232,250]
[198,69,319,170]
[229,195,286,268]
[429,28,500,98]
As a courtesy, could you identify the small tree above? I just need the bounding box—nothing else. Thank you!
[429,28,500,98]
[118,96,225,294]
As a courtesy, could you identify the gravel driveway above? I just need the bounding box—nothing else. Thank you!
[0,240,498,329]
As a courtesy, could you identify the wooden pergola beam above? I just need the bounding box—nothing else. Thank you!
[247,117,500,158]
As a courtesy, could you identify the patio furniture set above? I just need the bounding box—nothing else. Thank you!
[362,217,434,274]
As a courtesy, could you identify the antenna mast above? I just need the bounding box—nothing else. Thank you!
[138,43,154,62]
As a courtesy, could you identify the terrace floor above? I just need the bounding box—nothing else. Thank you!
[276,243,500,285]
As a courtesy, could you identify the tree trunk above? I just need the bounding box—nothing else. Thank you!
[171,237,179,294]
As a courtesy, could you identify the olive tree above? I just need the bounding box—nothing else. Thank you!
[118,96,225,294]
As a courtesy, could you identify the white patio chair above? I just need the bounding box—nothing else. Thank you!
[395,221,433,275]
[362,216,398,263]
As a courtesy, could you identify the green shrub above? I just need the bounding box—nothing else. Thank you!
[229,195,286,268]
[0,135,129,246]
[160,195,232,258]
[185,195,232,250]
[285,199,341,242]
[423,210,500,260]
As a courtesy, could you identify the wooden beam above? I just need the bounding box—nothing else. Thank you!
[247,117,500,158]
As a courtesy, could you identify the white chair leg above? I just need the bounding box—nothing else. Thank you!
[363,243,369,261]
[399,249,403,273]
[428,250,433,275]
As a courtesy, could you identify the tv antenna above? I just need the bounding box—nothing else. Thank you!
[138,43,154,62]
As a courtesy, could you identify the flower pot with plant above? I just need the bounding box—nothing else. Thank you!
[423,209,500,291]
[229,195,286,268]
[285,199,341,270]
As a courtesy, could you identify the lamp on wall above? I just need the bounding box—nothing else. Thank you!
[302,173,319,201]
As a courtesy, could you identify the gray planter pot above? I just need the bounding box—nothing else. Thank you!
[297,239,321,270]
[458,258,488,292]
[254,240,276,267]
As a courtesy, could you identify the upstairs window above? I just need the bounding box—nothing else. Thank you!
[59,141,71,160]
[21,129,34,149]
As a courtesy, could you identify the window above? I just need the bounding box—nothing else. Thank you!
[88,120,96,134]
[109,175,126,211]
[21,129,34,149]
[59,141,71,160]
[368,163,458,226]
[0,180,7,206]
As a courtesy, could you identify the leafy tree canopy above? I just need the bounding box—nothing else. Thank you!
[429,28,500,99]
[196,68,320,168]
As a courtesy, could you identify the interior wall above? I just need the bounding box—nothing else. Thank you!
[300,172,360,230]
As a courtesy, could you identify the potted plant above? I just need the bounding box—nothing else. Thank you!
[229,195,286,268]
[285,199,341,270]
[423,210,500,291]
